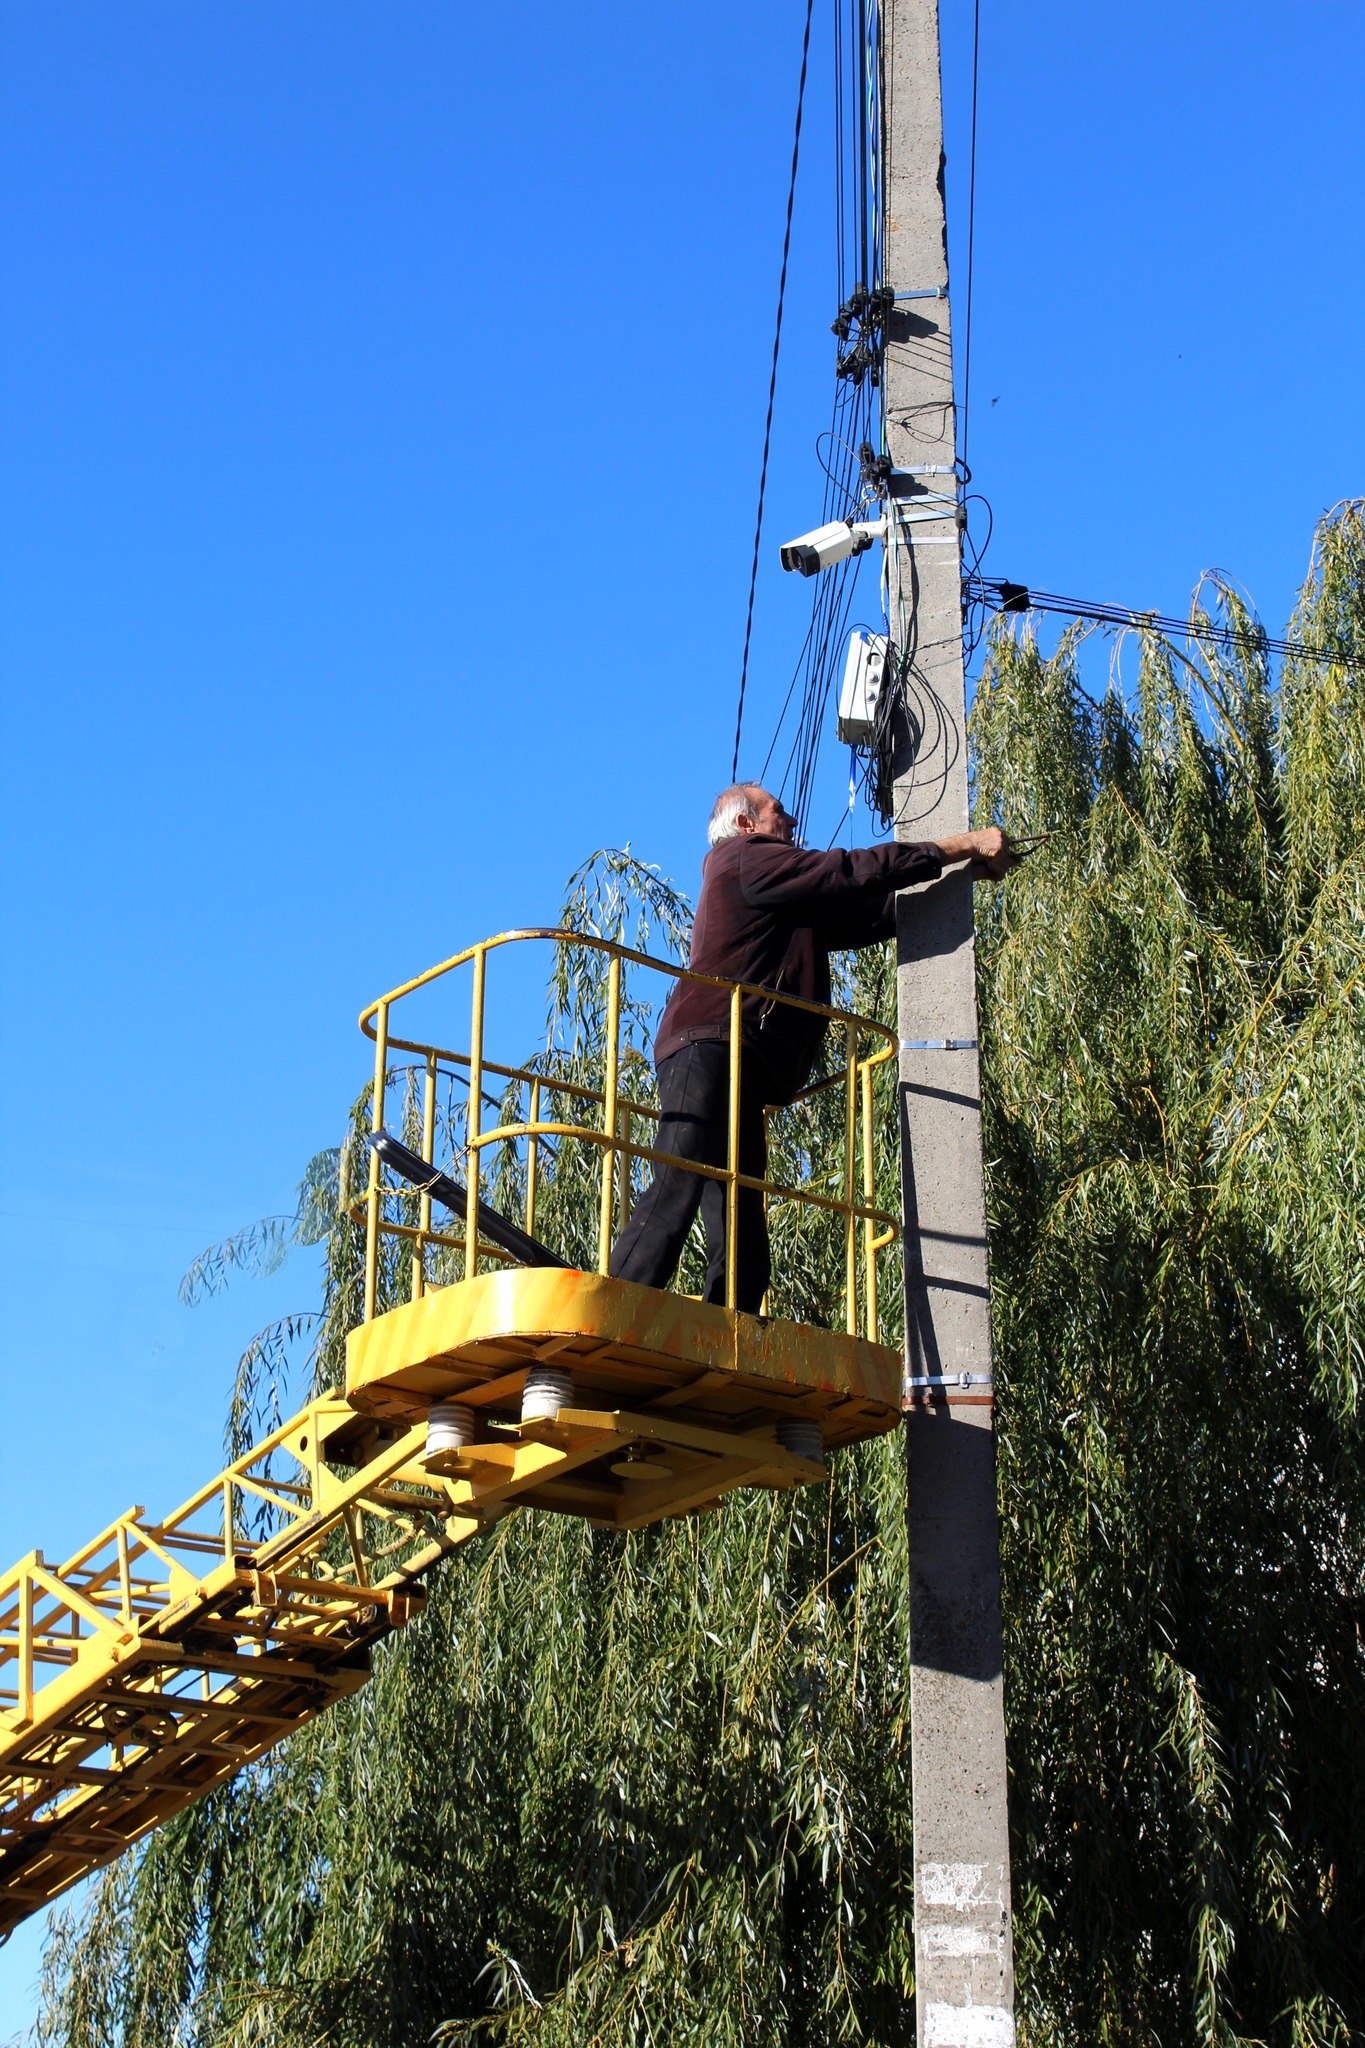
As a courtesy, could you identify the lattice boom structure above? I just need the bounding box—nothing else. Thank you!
[1,932,908,1934]
[0,1400,471,1934]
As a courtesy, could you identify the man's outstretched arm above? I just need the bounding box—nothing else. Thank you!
[738,827,1019,914]
[818,830,1019,950]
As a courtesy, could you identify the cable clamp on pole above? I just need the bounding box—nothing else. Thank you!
[901,1038,978,1052]
[905,1370,996,1410]
[906,1372,993,1391]
[893,286,947,300]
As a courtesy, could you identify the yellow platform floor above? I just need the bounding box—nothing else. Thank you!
[1,1277,902,1935]
[342,1269,903,1530]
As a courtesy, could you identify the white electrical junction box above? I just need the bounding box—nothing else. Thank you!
[837,629,891,746]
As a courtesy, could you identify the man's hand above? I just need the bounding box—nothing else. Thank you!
[934,827,1022,880]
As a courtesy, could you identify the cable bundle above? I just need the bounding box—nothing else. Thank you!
[759,0,888,843]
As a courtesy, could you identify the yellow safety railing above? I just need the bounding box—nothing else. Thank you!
[353,930,900,1343]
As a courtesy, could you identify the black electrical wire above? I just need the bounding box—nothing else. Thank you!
[960,0,981,478]
[759,610,820,787]
[958,485,996,666]
[834,5,846,312]
[731,0,816,782]
[836,0,857,312]
[858,516,959,829]
[749,0,890,839]
[777,372,875,835]
[966,577,1360,670]
[813,428,867,493]
[857,0,870,289]
[771,0,887,838]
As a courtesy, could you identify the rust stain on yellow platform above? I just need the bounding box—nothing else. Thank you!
[345,1269,901,1452]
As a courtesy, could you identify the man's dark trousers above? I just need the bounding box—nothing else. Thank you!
[609,1041,772,1314]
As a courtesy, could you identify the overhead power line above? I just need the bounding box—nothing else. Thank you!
[732,0,817,783]
[965,576,1360,671]
[768,0,886,841]
[960,0,982,480]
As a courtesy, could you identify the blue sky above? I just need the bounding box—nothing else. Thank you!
[1,0,1361,2028]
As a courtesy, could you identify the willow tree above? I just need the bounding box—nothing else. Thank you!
[35,505,1364,2048]
[975,505,1365,2047]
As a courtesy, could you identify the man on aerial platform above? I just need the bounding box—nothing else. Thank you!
[609,783,1017,1314]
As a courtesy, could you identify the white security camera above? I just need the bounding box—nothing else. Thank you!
[779,518,886,576]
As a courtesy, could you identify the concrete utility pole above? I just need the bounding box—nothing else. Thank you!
[881,4,1016,2044]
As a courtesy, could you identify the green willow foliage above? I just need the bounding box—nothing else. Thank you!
[976,505,1365,2048]
[35,506,1365,2047]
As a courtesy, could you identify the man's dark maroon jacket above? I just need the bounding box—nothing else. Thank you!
[654,832,943,1103]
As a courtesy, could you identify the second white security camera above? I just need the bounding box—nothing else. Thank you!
[779,517,887,576]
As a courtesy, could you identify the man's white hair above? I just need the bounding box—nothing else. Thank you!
[708,783,765,847]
